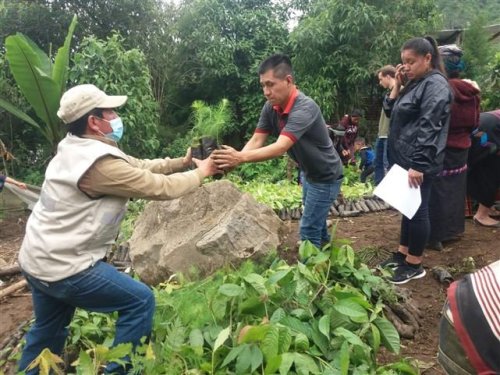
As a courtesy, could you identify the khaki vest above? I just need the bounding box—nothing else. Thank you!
[18,134,129,281]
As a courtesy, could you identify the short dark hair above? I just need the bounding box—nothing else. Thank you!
[67,108,103,136]
[377,65,396,78]
[402,36,445,74]
[355,137,366,144]
[350,109,363,117]
[258,54,293,79]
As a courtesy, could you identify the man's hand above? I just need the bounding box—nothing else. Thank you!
[408,168,423,188]
[211,145,243,170]
[193,157,224,178]
[182,147,192,168]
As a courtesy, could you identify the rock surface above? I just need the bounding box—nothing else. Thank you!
[129,180,283,285]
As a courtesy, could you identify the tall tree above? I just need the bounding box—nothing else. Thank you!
[290,0,442,121]
[168,0,289,144]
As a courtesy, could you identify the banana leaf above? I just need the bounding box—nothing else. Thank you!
[3,15,77,149]
[6,34,60,136]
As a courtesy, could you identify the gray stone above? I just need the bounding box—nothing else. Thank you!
[129,180,283,285]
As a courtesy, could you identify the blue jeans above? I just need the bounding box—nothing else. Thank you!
[300,177,342,248]
[374,137,388,185]
[18,261,155,374]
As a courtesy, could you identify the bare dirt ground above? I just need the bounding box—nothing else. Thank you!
[0,210,499,374]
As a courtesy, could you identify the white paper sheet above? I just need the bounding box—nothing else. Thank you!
[373,164,421,219]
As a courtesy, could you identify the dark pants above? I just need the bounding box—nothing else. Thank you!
[400,175,434,257]
[467,153,500,208]
[19,261,155,374]
[374,137,388,185]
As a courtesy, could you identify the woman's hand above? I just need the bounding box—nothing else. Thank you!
[408,168,423,188]
[395,64,407,87]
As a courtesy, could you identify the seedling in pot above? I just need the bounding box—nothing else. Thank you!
[189,99,234,178]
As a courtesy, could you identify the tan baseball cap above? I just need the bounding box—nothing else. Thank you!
[57,84,128,124]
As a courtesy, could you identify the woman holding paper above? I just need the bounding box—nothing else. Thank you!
[380,36,452,284]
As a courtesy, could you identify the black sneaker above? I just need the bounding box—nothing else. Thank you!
[379,252,406,269]
[389,264,426,284]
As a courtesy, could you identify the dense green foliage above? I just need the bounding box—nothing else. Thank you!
[291,0,442,121]
[2,0,500,181]
[435,0,500,28]
[51,243,417,374]
[69,34,160,158]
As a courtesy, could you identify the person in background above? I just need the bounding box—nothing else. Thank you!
[211,54,343,249]
[379,36,452,284]
[467,109,500,228]
[427,44,481,251]
[338,109,362,165]
[17,84,221,374]
[375,65,396,185]
[0,174,27,191]
[438,260,500,374]
[354,137,375,183]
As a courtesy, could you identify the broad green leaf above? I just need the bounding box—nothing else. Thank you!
[22,35,51,76]
[240,325,270,343]
[298,240,319,261]
[370,323,381,353]
[318,315,330,339]
[339,341,350,375]
[244,273,268,296]
[250,345,264,373]
[333,299,369,322]
[261,325,280,359]
[310,323,331,359]
[221,344,247,368]
[73,350,93,374]
[294,352,321,374]
[53,15,77,96]
[294,332,309,352]
[105,343,132,360]
[279,352,294,375]
[376,361,418,374]
[264,354,282,375]
[213,326,231,352]
[278,326,292,353]
[333,327,365,348]
[373,317,400,354]
[280,316,312,338]
[6,35,61,132]
[235,344,253,374]
[267,268,292,285]
[218,283,245,297]
[270,307,286,323]
[0,98,43,134]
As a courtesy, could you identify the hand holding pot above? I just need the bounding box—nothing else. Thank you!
[193,156,224,178]
[211,145,243,170]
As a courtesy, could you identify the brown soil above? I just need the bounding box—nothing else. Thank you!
[1,210,499,374]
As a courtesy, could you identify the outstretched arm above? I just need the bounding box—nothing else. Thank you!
[5,176,27,189]
[212,134,293,170]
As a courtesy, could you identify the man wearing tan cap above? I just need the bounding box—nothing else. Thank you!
[17,84,221,374]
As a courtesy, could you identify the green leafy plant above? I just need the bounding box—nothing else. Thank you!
[69,33,160,159]
[189,98,234,161]
[191,99,233,145]
[0,15,77,153]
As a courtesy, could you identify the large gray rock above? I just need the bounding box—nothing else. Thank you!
[129,180,284,285]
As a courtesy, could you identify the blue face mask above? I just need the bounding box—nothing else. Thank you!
[103,117,124,142]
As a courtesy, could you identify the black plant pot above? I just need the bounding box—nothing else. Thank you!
[191,136,223,179]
